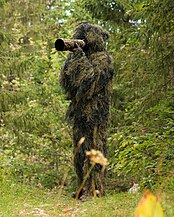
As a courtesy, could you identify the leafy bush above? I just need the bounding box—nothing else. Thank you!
[109,92,174,189]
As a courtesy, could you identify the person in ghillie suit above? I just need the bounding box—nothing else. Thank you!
[59,22,114,198]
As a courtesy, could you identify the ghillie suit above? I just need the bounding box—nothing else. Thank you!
[59,22,114,197]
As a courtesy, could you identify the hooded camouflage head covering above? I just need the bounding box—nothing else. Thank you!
[73,21,109,52]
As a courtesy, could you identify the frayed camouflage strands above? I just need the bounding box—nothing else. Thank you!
[59,22,114,197]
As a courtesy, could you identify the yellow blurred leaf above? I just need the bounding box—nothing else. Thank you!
[134,190,164,217]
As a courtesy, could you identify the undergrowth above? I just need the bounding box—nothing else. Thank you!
[0,181,174,217]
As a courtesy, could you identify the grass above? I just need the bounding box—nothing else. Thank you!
[0,181,174,217]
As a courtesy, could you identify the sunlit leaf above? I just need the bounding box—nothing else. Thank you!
[134,3,144,11]
[134,190,164,217]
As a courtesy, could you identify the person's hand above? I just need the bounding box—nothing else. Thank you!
[72,42,84,58]
[73,42,83,52]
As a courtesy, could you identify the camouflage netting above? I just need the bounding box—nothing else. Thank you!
[59,22,114,197]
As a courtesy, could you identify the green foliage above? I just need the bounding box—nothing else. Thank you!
[0,0,174,191]
[80,0,174,189]
[0,0,77,188]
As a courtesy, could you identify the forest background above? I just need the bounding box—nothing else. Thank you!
[0,0,174,194]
